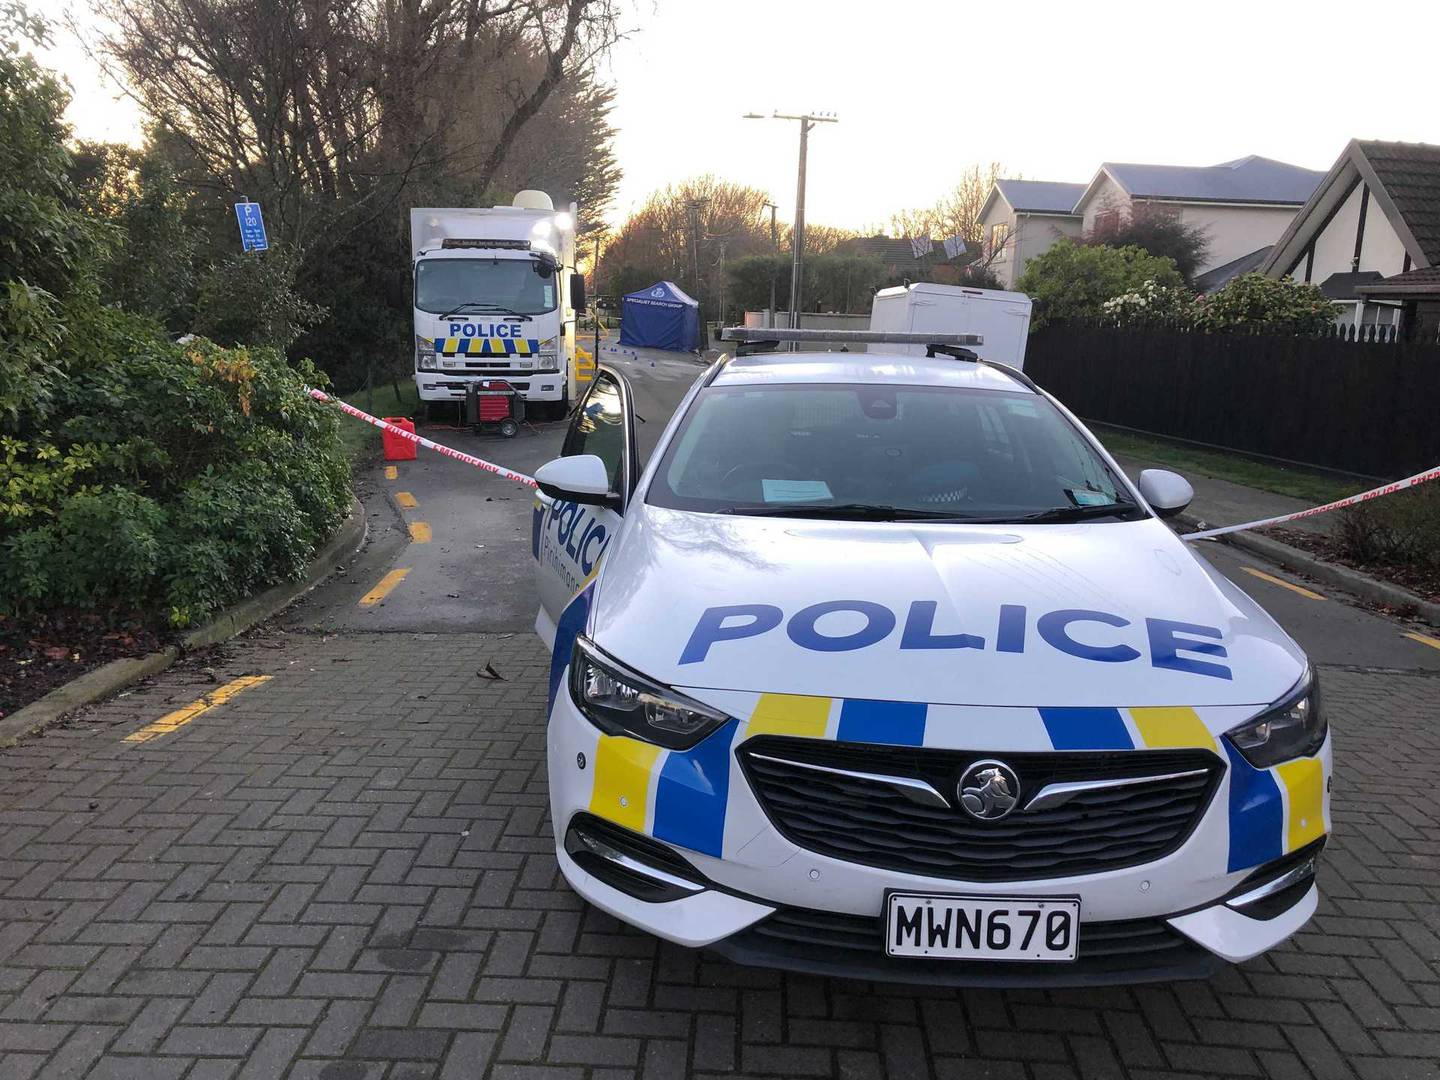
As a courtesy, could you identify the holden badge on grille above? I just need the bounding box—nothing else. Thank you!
[957,760,1020,821]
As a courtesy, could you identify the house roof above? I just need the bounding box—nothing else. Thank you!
[1261,140,1440,277]
[1318,271,1386,301]
[993,180,1086,215]
[1358,141,1440,265]
[1356,265,1440,298]
[1193,246,1273,294]
[1080,155,1325,211]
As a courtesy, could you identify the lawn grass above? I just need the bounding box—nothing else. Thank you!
[338,380,420,463]
[1094,426,1365,506]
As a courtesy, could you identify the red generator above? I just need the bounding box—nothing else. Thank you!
[464,380,525,438]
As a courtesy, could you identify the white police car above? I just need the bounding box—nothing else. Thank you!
[529,330,1329,985]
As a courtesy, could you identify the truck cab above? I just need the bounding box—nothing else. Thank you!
[411,192,586,419]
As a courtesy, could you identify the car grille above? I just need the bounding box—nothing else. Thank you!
[739,738,1221,882]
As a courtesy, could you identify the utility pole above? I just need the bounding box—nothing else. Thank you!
[762,201,778,327]
[592,237,601,364]
[686,198,708,299]
[743,111,838,337]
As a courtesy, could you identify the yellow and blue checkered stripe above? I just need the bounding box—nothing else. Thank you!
[578,694,1327,870]
[439,337,540,357]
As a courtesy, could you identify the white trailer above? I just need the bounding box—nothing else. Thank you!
[410,191,585,417]
[869,282,1032,369]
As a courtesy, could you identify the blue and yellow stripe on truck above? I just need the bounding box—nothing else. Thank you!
[439,337,540,357]
[573,693,1327,870]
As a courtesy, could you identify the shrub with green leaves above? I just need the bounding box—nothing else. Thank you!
[1193,273,1335,335]
[1015,240,1185,329]
[0,314,350,626]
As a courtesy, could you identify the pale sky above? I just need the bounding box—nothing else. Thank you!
[46,0,1440,232]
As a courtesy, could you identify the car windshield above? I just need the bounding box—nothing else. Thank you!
[414,257,557,315]
[646,382,1144,523]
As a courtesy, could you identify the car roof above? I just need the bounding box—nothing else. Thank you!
[710,350,1034,393]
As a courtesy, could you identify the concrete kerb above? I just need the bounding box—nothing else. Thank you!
[1179,512,1440,629]
[0,496,368,746]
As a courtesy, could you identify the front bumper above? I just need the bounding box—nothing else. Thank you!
[415,371,563,403]
[547,677,1329,985]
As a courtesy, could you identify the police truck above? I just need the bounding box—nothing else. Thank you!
[410,192,586,420]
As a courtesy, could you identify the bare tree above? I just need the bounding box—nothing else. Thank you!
[889,162,1007,259]
[93,0,620,247]
[598,176,776,300]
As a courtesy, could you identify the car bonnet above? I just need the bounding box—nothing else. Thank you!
[587,504,1306,712]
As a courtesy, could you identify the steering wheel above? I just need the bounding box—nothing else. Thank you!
[720,461,795,486]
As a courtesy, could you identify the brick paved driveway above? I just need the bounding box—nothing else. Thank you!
[1,626,1438,1080]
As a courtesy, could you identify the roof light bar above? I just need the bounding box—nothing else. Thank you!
[721,327,983,346]
[720,327,983,360]
[440,238,532,250]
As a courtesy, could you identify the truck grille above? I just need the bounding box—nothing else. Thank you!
[739,738,1220,882]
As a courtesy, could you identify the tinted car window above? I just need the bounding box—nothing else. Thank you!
[562,374,626,493]
[647,383,1137,522]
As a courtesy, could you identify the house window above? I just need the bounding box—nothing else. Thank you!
[989,223,1010,260]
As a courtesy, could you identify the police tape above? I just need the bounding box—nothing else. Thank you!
[307,388,1439,536]
[306,389,538,488]
[1180,462,1440,540]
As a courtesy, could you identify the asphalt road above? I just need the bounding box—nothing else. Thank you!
[1,356,1438,1079]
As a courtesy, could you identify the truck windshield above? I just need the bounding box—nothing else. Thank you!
[647,383,1144,523]
[414,258,557,316]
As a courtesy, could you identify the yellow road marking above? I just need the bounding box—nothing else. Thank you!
[384,465,398,480]
[1402,631,1440,652]
[360,567,409,607]
[395,491,417,509]
[125,675,272,744]
[408,522,432,543]
[1239,566,1325,601]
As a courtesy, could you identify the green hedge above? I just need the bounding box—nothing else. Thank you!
[1,305,350,627]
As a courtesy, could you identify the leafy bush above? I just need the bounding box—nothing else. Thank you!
[1085,203,1210,282]
[194,247,325,351]
[1193,273,1334,334]
[1102,278,1198,325]
[1015,240,1184,329]
[1334,487,1440,571]
[0,314,350,626]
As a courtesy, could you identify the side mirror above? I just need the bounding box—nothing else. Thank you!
[1136,468,1194,519]
[534,454,616,508]
[569,272,587,314]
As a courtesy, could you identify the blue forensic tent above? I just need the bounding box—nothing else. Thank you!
[619,281,699,351]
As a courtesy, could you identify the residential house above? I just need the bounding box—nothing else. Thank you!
[834,235,977,298]
[976,180,1086,289]
[977,156,1324,291]
[1072,156,1325,280]
[1261,140,1440,335]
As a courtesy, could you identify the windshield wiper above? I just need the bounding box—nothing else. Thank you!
[994,502,1144,524]
[726,503,970,521]
[439,302,532,321]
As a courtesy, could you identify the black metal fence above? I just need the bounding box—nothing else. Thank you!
[1024,321,1440,478]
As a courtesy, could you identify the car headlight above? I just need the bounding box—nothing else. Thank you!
[415,335,437,371]
[1226,670,1325,768]
[569,637,730,750]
